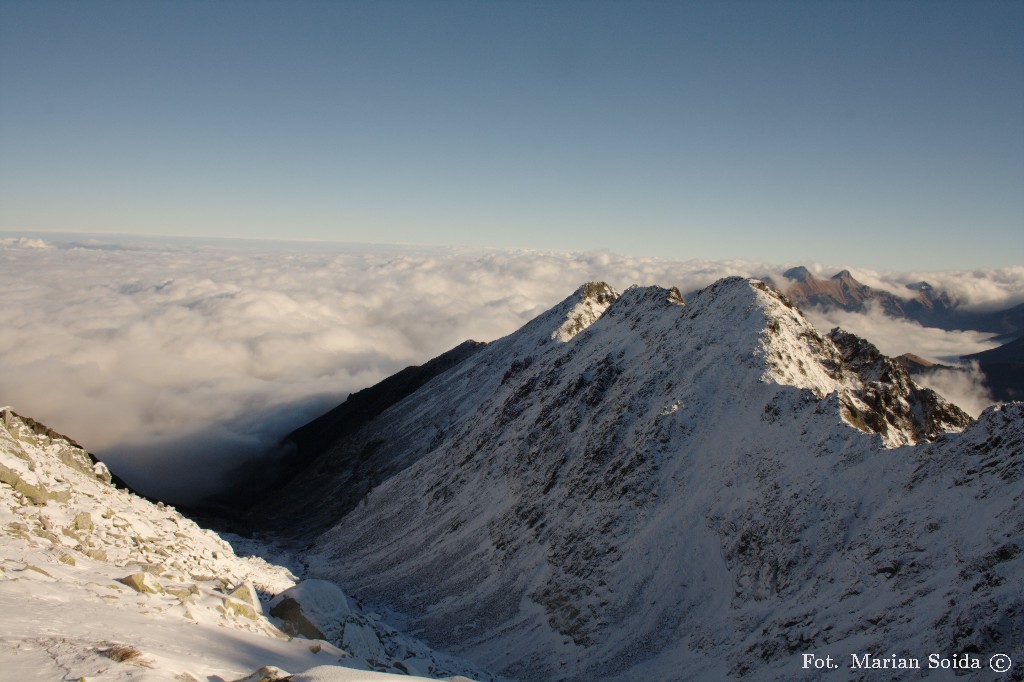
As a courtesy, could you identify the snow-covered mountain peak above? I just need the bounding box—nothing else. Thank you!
[217,275,1022,681]
[674,277,971,446]
[647,276,845,399]
[594,282,685,326]
[608,282,685,308]
[254,276,969,543]
[747,278,849,396]
[549,281,620,342]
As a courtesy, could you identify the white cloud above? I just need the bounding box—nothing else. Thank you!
[0,237,50,249]
[802,302,1001,364]
[0,236,1018,503]
[913,362,995,419]
[894,266,1024,310]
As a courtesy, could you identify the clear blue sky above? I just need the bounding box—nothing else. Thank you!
[1,0,1021,269]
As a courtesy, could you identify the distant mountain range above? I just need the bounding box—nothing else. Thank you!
[775,265,1024,340]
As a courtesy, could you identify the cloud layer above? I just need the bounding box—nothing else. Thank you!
[0,236,1017,503]
[913,362,995,420]
[801,303,1001,364]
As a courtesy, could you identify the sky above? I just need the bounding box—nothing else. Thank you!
[1,0,1022,270]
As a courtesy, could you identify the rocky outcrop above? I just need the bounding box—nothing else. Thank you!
[829,328,972,444]
[117,572,162,594]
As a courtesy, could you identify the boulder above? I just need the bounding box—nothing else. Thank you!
[116,572,161,594]
[229,581,262,611]
[224,596,260,620]
[164,583,200,601]
[230,665,292,682]
[268,596,324,640]
[92,460,113,483]
[74,511,93,531]
[0,463,51,505]
[268,579,353,641]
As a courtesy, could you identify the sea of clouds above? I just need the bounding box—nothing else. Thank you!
[2,235,1020,504]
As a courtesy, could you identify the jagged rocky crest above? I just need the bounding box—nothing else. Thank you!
[828,328,971,444]
[241,276,1020,681]
[551,281,620,343]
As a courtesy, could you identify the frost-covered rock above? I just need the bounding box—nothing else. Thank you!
[828,326,972,445]
[117,571,162,594]
[230,580,264,611]
[270,579,350,640]
[550,281,620,342]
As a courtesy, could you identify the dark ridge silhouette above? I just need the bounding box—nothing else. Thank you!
[963,335,1024,402]
[199,338,488,533]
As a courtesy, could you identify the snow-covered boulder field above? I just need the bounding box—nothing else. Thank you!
[0,407,486,681]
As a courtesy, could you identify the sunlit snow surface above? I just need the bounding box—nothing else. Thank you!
[0,408,483,681]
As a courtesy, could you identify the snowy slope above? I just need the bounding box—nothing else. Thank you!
[0,408,486,682]
[275,278,1022,681]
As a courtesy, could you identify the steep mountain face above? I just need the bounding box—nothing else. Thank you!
[248,282,620,539]
[778,266,1024,339]
[253,277,1019,681]
[0,408,490,681]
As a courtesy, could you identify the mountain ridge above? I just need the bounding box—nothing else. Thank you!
[962,334,1024,402]
[247,276,968,535]
[240,276,1017,681]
